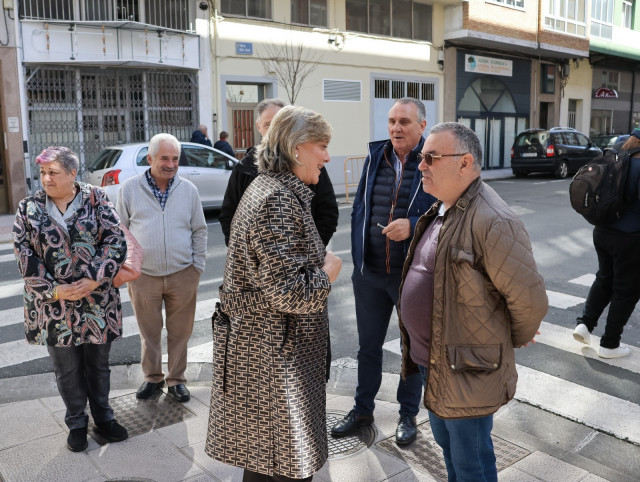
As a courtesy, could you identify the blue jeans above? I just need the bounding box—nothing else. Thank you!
[352,267,422,417]
[418,365,497,482]
[47,343,114,430]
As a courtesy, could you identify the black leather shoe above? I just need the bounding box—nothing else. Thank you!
[168,384,190,402]
[94,419,128,442]
[67,427,88,452]
[330,409,374,437]
[136,380,165,400]
[395,415,418,446]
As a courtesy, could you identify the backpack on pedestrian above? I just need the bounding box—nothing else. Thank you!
[569,147,640,225]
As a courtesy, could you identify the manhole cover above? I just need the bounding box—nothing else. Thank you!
[326,411,376,459]
[89,391,195,444]
[376,419,530,481]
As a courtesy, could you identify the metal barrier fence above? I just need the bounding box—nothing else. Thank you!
[343,156,366,203]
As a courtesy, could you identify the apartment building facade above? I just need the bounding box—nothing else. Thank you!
[0,0,213,213]
[2,1,640,212]
[589,0,640,135]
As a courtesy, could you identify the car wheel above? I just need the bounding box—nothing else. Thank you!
[555,160,568,179]
[512,170,527,178]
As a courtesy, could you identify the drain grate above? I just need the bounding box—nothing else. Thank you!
[326,411,376,459]
[89,391,195,444]
[376,419,530,481]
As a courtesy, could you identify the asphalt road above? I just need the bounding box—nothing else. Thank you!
[1,174,639,407]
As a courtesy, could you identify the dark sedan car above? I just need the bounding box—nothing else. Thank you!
[511,127,602,178]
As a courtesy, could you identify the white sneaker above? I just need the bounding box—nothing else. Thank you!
[599,346,631,359]
[573,324,591,345]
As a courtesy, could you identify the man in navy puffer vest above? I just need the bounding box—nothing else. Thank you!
[331,97,436,446]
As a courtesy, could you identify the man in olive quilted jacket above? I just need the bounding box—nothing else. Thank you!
[398,122,548,481]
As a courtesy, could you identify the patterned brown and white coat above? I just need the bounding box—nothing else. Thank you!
[205,171,331,479]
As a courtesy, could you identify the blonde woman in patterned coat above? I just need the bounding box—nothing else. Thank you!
[205,105,342,482]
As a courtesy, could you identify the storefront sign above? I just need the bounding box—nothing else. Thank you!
[465,54,512,77]
[594,87,618,98]
[235,42,253,55]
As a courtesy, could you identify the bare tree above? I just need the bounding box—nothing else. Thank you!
[259,39,322,104]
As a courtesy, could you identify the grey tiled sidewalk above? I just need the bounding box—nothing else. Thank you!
[0,361,636,482]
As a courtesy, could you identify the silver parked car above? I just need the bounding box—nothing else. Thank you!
[83,142,238,209]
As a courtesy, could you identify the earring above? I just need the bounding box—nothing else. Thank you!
[293,152,303,166]
[295,153,299,158]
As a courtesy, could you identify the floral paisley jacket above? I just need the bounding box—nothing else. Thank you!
[13,183,127,346]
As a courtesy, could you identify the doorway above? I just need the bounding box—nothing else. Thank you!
[458,76,528,169]
[540,102,554,129]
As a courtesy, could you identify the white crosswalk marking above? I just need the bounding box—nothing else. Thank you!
[0,297,218,369]
[1,268,639,447]
[569,273,596,287]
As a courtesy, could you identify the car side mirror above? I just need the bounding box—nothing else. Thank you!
[227,159,235,170]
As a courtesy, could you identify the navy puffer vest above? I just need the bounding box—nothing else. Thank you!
[365,151,419,275]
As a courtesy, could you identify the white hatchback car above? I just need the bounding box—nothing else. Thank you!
[83,142,238,209]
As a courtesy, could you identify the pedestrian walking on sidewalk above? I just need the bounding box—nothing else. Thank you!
[13,146,129,452]
[117,133,207,404]
[573,129,640,358]
[398,123,548,481]
[330,97,436,447]
[205,105,342,482]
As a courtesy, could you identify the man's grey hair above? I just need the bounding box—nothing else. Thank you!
[256,105,332,174]
[149,133,181,158]
[392,97,426,124]
[429,122,483,170]
[35,146,79,174]
[256,98,286,118]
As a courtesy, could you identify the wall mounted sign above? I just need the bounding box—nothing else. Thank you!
[236,42,253,55]
[594,87,618,98]
[465,54,512,77]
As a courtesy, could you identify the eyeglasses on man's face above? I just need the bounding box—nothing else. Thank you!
[418,152,468,166]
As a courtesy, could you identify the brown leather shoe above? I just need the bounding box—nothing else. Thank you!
[330,409,374,437]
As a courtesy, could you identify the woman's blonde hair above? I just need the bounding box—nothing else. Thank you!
[256,105,331,174]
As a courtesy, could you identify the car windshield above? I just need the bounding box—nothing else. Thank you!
[85,149,122,172]
[516,131,548,147]
[592,135,617,149]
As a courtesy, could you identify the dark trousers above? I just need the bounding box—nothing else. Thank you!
[47,343,114,430]
[578,227,640,348]
[351,266,422,417]
[242,469,312,482]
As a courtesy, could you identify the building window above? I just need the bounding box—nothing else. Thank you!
[591,0,613,39]
[601,71,619,90]
[622,1,633,29]
[568,99,577,128]
[545,0,586,37]
[541,64,555,94]
[486,0,525,8]
[20,0,191,30]
[346,0,432,41]
[221,0,272,19]
[374,78,434,101]
[292,0,327,26]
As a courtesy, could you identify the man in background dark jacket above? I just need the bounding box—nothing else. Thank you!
[190,125,212,147]
[213,131,236,158]
[220,99,338,247]
[330,97,435,447]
